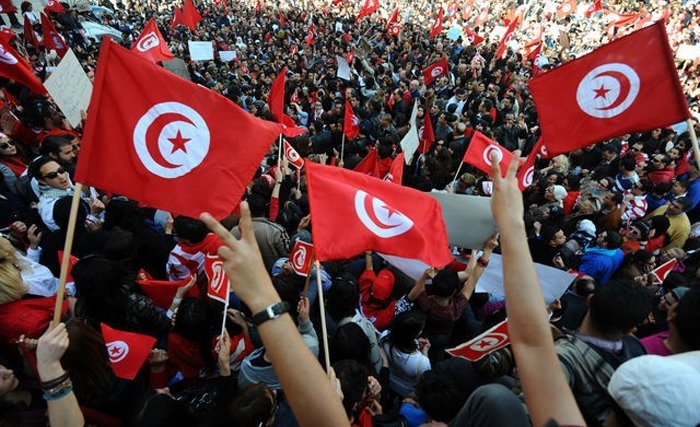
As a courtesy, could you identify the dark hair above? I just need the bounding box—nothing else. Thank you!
[28,155,57,179]
[102,227,137,265]
[326,275,360,320]
[426,269,460,297]
[636,179,653,194]
[619,155,636,172]
[62,321,111,403]
[675,288,700,350]
[603,229,623,250]
[414,371,464,422]
[246,193,269,217]
[127,391,196,427]
[330,323,371,367]
[540,225,562,244]
[39,135,73,158]
[673,196,692,212]
[386,310,426,352]
[72,256,130,328]
[173,216,209,243]
[224,383,275,427]
[648,215,671,235]
[271,274,302,320]
[589,280,652,337]
[332,359,369,419]
[652,181,672,195]
[573,276,597,296]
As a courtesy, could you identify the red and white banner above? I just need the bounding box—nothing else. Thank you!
[132,18,174,63]
[422,57,449,86]
[462,131,514,178]
[101,323,157,380]
[284,139,304,169]
[651,258,677,285]
[446,319,509,361]
[290,239,314,276]
[204,254,230,303]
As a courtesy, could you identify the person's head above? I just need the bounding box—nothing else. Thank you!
[596,177,613,192]
[172,298,212,341]
[0,133,17,158]
[332,359,370,421]
[370,269,395,303]
[648,215,671,237]
[426,268,460,297]
[127,390,197,427]
[627,220,651,241]
[619,155,636,172]
[29,157,70,189]
[659,286,690,312]
[572,275,597,296]
[330,322,371,367]
[588,279,653,338]
[651,153,671,170]
[72,256,130,324]
[631,179,652,196]
[630,250,655,269]
[387,310,426,351]
[326,275,359,320]
[671,179,689,196]
[666,197,691,216]
[40,135,77,164]
[413,371,464,423]
[674,288,700,350]
[0,362,19,399]
[541,225,566,248]
[595,229,622,249]
[172,216,209,244]
[601,146,617,161]
[225,383,278,427]
[0,237,26,305]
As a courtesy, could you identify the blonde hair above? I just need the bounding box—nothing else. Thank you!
[552,155,570,175]
[0,239,28,304]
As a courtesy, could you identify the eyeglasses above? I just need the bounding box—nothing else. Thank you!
[42,167,67,180]
[0,140,14,150]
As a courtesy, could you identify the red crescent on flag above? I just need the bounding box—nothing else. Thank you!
[144,112,195,169]
[595,70,632,112]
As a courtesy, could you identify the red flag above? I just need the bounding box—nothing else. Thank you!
[464,25,483,45]
[386,7,398,29]
[651,259,677,285]
[101,323,156,380]
[383,153,404,184]
[57,251,79,284]
[389,24,401,37]
[254,0,262,14]
[204,254,230,303]
[517,139,544,191]
[0,0,16,13]
[278,11,286,26]
[170,7,183,30]
[23,15,39,51]
[306,162,452,266]
[284,139,304,169]
[44,0,64,13]
[0,38,46,95]
[181,0,202,30]
[305,23,315,46]
[40,12,68,57]
[0,27,14,45]
[556,0,577,19]
[344,99,360,140]
[354,148,380,177]
[495,16,519,60]
[474,5,489,27]
[74,39,285,219]
[429,8,443,39]
[418,110,434,153]
[462,131,514,177]
[345,52,355,64]
[290,239,314,276]
[422,57,449,86]
[528,21,690,157]
[584,0,602,17]
[606,11,643,28]
[446,320,509,361]
[357,0,378,20]
[136,275,198,309]
[132,18,174,63]
[268,67,307,137]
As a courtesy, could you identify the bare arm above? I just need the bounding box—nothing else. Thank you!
[460,235,498,300]
[201,203,349,427]
[407,268,435,301]
[490,152,585,427]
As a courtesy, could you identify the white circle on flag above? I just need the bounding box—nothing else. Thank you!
[482,145,503,166]
[354,190,414,238]
[431,66,444,78]
[133,101,210,179]
[576,63,640,118]
[521,165,535,188]
[136,31,160,52]
[292,246,307,270]
[285,144,300,162]
[209,260,226,293]
[468,332,508,352]
[0,45,17,65]
[106,340,129,363]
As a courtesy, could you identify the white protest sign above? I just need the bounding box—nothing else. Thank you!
[188,40,214,61]
[44,49,92,128]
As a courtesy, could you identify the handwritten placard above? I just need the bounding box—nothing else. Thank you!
[188,40,214,61]
[43,49,92,128]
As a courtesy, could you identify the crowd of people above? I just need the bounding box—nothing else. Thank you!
[1,0,700,425]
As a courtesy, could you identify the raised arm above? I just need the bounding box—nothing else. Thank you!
[201,203,348,427]
[490,152,585,427]
[460,235,498,300]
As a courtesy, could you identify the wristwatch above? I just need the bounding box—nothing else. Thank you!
[251,301,290,326]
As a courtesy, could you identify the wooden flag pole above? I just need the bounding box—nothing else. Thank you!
[686,119,700,172]
[315,260,330,370]
[52,183,84,326]
[340,134,346,166]
[301,252,315,299]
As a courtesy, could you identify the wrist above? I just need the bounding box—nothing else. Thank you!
[37,363,66,381]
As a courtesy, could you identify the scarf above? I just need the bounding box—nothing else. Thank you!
[1,156,28,177]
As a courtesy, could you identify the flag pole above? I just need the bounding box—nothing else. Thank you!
[450,162,465,188]
[278,134,283,166]
[315,260,330,370]
[340,134,346,166]
[219,280,230,339]
[301,252,315,298]
[686,119,700,171]
[52,183,83,326]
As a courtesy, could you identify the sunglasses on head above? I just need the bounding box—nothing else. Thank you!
[43,167,66,180]
[0,140,14,150]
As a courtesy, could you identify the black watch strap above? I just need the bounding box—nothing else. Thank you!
[251,301,290,326]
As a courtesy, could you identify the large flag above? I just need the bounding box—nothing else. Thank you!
[132,18,174,63]
[494,16,519,60]
[204,254,230,303]
[101,323,156,380]
[556,0,577,19]
[23,15,39,51]
[0,0,16,13]
[446,320,509,362]
[306,162,452,267]
[344,98,360,140]
[357,0,378,20]
[422,57,449,86]
[181,0,202,30]
[0,38,46,95]
[429,8,443,39]
[528,21,690,157]
[40,12,68,57]
[462,131,514,177]
[268,67,307,137]
[74,39,285,219]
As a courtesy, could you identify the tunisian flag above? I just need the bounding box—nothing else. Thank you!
[75,39,285,219]
[40,12,68,57]
[132,18,174,63]
[283,139,304,169]
[268,67,307,137]
[383,153,404,184]
[353,147,380,177]
[418,109,434,153]
[101,323,156,380]
[651,259,677,285]
[0,38,46,95]
[290,239,314,276]
[44,0,65,13]
[422,57,449,86]
[357,0,378,20]
[181,0,202,30]
[584,0,602,17]
[344,99,360,140]
[429,8,443,39]
[447,320,509,362]
[462,131,514,178]
[494,16,519,59]
[529,21,690,157]
[23,15,39,51]
[204,254,230,303]
[306,162,452,266]
[556,0,577,19]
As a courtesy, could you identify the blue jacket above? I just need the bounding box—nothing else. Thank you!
[579,247,624,285]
